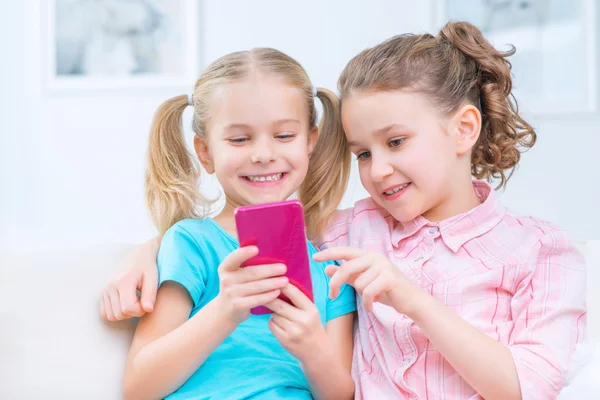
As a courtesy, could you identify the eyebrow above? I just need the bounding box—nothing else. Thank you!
[224,119,302,130]
[347,124,408,147]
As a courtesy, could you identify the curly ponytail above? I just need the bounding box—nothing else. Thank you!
[439,21,536,187]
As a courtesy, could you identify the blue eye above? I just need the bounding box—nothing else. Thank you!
[229,137,248,144]
[356,151,371,161]
[389,138,405,147]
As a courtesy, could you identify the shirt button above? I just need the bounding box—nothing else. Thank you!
[402,358,411,366]
[429,227,439,234]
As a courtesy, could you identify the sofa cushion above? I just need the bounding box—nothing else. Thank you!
[0,240,597,397]
[0,244,137,399]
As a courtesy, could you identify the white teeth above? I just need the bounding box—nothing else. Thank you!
[384,183,408,195]
[247,173,283,182]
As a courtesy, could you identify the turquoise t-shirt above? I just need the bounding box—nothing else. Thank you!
[157,218,356,400]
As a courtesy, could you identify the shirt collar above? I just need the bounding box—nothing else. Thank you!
[391,180,506,252]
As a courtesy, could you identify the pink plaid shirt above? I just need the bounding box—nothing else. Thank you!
[322,181,586,400]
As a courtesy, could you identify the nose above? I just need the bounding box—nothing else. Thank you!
[369,152,394,183]
[250,137,276,164]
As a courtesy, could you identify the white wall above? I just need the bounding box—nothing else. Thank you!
[1,0,597,252]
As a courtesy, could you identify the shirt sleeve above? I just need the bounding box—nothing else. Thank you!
[508,229,587,399]
[317,209,357,321]
[324,260,357,321]
[157,223,208,307]
[318,208,353,249]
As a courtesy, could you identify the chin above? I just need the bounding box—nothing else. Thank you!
[392,212,419,224]
[388,205,422,224]
[248,191,290,204]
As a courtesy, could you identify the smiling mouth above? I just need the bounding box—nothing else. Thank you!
[383,183,410,196]
[243,173,285,182]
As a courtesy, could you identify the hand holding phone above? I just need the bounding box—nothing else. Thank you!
[234,200,314,315]
[264,283,327,361]
[215,246,289,323]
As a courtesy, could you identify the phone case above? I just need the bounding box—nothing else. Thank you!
[234,200,314,315]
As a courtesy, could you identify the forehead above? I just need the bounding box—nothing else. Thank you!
[210,77,309,128]
[341,90,442,139]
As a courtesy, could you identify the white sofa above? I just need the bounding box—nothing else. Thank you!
[1,241,598,399]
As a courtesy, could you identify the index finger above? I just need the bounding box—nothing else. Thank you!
[264,297,301,320]
[280,283,313,310]
[313,246,365,262]
[220,246,258,271]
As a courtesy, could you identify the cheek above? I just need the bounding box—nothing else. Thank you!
[213,147,243,173]
[289,142,311,169]
[211,153,228,170]
[424,144,454,176]
[356,162,374,190]
[406,137,452,181]
[406,155,444,190]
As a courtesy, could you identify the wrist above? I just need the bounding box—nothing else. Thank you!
[210,295,245,327]
[298,327,330,364]
[395,283,432,319]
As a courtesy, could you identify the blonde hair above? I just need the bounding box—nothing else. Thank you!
[145,48,350,238]
[338,21,536,189]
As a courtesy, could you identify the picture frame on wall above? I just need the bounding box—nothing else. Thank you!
[42,0,201,92]
[435,0,597,115]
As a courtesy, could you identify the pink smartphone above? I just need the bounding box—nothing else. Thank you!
[234,200,314,315]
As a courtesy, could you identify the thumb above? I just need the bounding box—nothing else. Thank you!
[220,246,258,272]
[140,269,158,313]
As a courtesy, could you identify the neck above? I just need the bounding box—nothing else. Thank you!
[214,197,239,238]
[422,177,481,222]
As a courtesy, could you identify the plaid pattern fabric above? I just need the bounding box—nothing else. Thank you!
[322,181,587,399]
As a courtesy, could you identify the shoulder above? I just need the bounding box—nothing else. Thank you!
[163,218,223,243]
[167,218,216,238]
[319,197,390,249]
[500,210,571,243]
[160,218,223,256]
[492,209,583,267]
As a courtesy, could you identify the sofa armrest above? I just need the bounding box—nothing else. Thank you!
[0,244,138,398]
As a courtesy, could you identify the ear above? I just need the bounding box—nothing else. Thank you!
[194,135,214,174]
[307,126,318,157]
[452,104,481,156]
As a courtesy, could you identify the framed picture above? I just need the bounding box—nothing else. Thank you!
[435,0,597,115]
[42,0,201,92]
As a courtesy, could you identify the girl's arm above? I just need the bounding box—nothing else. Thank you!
[123,282,238,400]
[266,284,355,400]
[319,247,522,400]
[124,246,289,400]
[407,229,586,400]
[304,313,355,400]
[100,237,160,321]
[408,287,522,400]
[318,229,586,400]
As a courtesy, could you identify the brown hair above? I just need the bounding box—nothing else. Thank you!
[338,21,536,188]
[145,48,350,238]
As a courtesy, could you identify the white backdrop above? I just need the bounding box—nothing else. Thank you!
[1,0,597,252]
